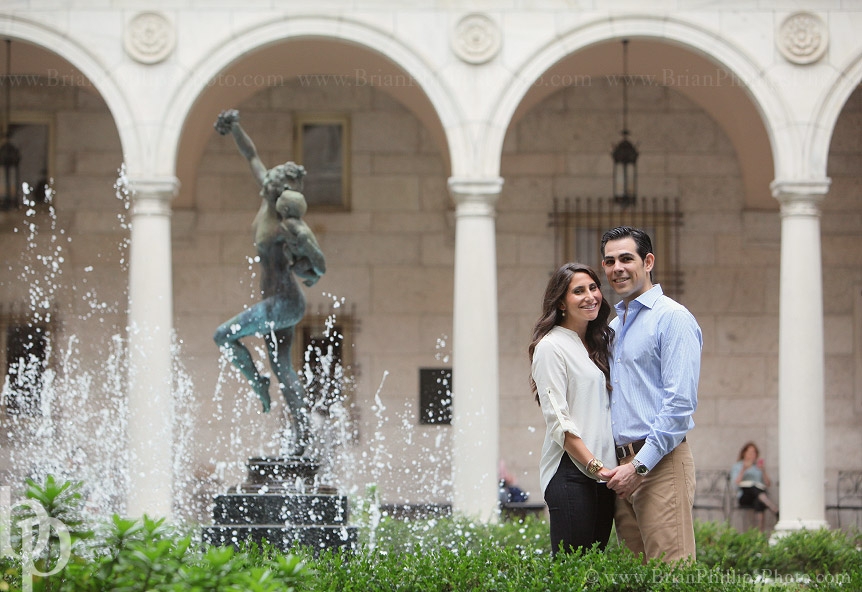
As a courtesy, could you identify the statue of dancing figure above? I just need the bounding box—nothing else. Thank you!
[213,109,326,456]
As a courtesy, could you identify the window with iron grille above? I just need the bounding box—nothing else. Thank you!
[549,197,684,305]
[419,368,452,425]
[3,320,50,416]
[294,305,359,419]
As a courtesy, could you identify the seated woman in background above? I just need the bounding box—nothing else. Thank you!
[730,441,779,531]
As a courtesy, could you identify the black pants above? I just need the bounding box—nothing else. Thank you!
[739,486,767,512]
[544,452,615,555]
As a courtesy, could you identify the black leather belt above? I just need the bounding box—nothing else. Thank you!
[615,437,685,460]
[615,440,646,460]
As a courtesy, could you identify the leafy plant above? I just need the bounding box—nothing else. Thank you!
[57,515,308,592]
[305,536,775,592]
[760,528,862,590]
[21,476,91,541]
[694,519,769,573]
[4,477,862,591]
[2,476,93,592]
[2,476,309,592]
[365,512,552,555]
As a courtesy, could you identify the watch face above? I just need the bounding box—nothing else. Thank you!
[636,465,648,475]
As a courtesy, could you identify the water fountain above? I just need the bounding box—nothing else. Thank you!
[1,165,456,556]
[1,179,132,514]
[202,305,362,552]
[199,110,358,552]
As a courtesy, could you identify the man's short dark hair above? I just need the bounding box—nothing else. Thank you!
[601,226,654,261]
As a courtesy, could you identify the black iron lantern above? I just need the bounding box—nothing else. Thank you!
[0,39,21,211]
[612,39,638,207]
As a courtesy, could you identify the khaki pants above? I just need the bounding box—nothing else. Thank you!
[615,440,696,563]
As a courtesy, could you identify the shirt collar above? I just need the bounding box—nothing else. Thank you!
[638,283,663,308]
[614,283,663,315]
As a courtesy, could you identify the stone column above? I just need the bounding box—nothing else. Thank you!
[448,177,503,520]
[125,177,178,518]
[771,179,830,533]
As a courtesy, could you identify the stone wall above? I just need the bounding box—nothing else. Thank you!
[823,87,862,489]
[0,64,859,522]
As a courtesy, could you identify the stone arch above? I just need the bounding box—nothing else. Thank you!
[808,50,862,178]
[0,16,139,174]
[161,16,464,186]
[486,15,794,197]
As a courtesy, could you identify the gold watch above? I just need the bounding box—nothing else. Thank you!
[587,458,604,475]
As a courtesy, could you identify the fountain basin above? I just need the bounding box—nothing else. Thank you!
[202,455,357,554]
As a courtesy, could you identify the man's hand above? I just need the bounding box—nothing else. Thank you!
[605,462,645,500]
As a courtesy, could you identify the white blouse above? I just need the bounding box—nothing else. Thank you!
[532,325,616,494]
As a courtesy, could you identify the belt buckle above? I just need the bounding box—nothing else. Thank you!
[616,443,632,460]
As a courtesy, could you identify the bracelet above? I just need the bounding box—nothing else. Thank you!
[587,458,604,475]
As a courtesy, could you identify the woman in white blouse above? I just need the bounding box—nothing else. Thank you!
[528,262,617,555]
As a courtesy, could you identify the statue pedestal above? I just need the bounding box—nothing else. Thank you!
[202,456,357,554]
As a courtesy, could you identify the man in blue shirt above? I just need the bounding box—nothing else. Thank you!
[600,226,702,562]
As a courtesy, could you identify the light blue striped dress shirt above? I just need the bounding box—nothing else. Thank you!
[609,284,702,471]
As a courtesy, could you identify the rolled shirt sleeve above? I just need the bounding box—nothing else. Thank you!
[534,341,582,447]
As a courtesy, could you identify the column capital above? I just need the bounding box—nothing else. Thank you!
[770,178,830,217]
[126,176,180,217]
[448,177,503,217]
[127,176,181,197]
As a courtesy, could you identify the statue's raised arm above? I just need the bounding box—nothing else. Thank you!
[214,109,267,187]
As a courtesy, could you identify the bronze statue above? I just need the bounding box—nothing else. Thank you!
[213,109,326,456]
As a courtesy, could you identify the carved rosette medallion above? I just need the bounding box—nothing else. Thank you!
[124,12,175,64]
[452,13,501,65]
[777,12,828,65]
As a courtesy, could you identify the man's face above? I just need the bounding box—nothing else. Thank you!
[601,236,654,303]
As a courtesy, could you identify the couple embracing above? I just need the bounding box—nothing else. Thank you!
[529,226,702,562]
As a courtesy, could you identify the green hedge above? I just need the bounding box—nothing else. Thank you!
[301,515,860,591]
[2,477,860,591]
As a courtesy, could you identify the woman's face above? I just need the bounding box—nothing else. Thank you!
[560,271,602,326]
[743,445,758,463]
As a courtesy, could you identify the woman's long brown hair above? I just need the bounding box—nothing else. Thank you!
[528,262,614,402]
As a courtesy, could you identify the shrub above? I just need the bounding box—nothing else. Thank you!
[694,520,862,591]
[305,537,771,592]
[57,516,309,592]
[366,513,551,554]
[1,477,308,592]
[3,477,861,591]
[694,520,769,573]
[761,528,862,590]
